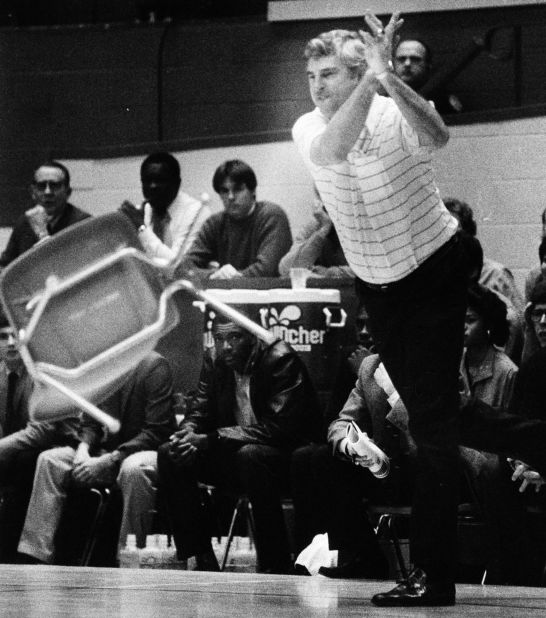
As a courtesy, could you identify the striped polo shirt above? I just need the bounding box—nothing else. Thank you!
[292,95,458,284]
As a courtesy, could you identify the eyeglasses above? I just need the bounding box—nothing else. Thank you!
[33,180,66,192]
[529,309,546,323]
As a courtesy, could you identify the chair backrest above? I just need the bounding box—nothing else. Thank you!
[0,213,180,428]
[0,213,142,330]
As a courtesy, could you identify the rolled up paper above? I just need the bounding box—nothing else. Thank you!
[346,421,390,478]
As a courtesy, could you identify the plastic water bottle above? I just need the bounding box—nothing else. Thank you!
[140,534,161,569]
[159,535,186,569]
[119,534,140,569]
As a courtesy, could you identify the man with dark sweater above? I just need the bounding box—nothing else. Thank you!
[0,161,91,267]
[182,159,292,279]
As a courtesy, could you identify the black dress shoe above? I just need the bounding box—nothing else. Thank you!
[371,568,455,607]
[319,555,389,580]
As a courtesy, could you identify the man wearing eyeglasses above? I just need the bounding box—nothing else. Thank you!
[0,161,91,267]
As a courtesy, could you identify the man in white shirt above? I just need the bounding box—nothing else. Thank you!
[291,10,482,607]
[120,152,210,266]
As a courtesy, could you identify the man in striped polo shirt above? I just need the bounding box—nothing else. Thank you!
[291,11,479,607]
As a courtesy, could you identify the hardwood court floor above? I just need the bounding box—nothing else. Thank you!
[1,565,545,617]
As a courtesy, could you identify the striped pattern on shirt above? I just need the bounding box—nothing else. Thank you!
[292,95,457,284]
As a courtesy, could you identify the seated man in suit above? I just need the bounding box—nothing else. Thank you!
[291,320,404,579]
[17,351,175,563]
[157,307,322,573]
[0,160,91,267]
[0,320,84,562]
[182,160,292,279]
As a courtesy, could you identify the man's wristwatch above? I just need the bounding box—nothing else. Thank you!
[138,224,147,234]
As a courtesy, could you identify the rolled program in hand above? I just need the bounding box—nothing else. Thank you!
[346,421,390,478]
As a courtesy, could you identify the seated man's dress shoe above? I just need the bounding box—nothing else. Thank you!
[319,554,389,580]
[371,567,455,607]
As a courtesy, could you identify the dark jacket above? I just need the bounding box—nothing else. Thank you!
[182,339,322,450]
[81,352,176,460]
[0,203,91,267]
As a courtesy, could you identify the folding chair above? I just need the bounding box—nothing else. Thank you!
[0,213,275,433]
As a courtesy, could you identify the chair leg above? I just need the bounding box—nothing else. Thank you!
[375,513,409,580]
[79,488,111,567]
[385,514,409,580]
[220,497,244,571]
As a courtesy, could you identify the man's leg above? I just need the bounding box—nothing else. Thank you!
[117,450,158,550]
[359,239,468,605]
[291,442,386,576]
[0,422,60,478]
[156,442,218,563]
[17,446,76,563]
[459,446,533,585]
[235,443,292,573]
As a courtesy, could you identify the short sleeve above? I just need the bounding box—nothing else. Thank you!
[292,110,328,171]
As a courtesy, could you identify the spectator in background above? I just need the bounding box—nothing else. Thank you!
[510,279,546,508]
[0,324,32,438]
[325,302,376,425]
[182,160,292,279]
[17,352,175,563]
[393,39,462,115]
[459,283,532,585]
[446,198,525,363]
[158,308,321,574]
[0,161,91,267]
[279,187,353,279]
[120,152,210,266]
[291,314,405,580]
[0,321,82,562]
[524,236,546,303]
[513,279,546,418]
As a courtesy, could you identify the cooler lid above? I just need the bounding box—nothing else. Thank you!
[267,288,340,303]
[205,288,340,304]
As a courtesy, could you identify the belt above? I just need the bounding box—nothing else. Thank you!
[358,234,459,294]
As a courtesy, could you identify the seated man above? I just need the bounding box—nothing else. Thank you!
[17,351,175,563]
[291,325,408,579]
[120,151,210,266]
[157,307,321,573]
[0,320,83,562]
[0,161,91,267]
[278,188,353,279]
[182,159,292,279]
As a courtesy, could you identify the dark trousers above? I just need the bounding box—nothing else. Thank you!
[291,443,386,568]
[157,442,292,572]
[357,235,546,582]
[357,237,467,581]
[460,448,533,585]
